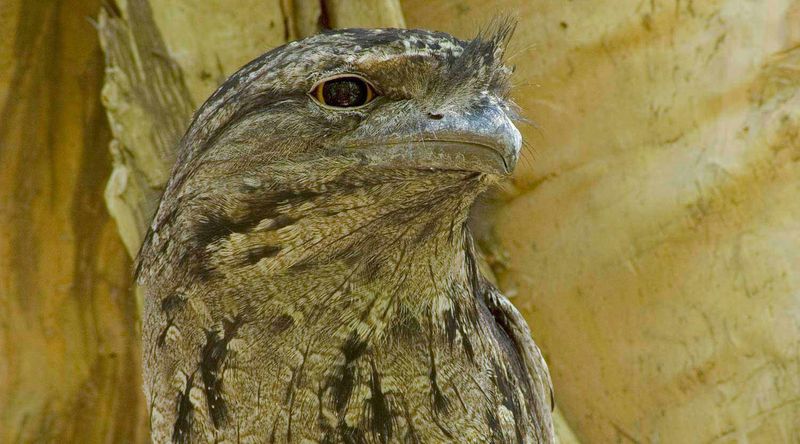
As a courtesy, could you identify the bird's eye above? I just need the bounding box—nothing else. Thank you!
[311,75,376,109]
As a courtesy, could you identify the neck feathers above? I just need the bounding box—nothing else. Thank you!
[138,164,488,318]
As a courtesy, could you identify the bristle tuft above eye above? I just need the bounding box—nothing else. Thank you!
[487,15,518,60]
[451,16,517,95]
[473,15,518,62]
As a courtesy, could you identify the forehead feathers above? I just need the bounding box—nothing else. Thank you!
[199,26,513,113]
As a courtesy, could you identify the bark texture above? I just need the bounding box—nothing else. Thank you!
[0,0,146,442]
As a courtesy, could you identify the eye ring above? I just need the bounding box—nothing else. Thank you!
[309,74,377,109]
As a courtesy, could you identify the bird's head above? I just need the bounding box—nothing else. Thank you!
[141,26,522,283]
[171,25,520,187]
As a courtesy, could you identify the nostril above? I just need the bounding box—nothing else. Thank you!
[427,112,444,120]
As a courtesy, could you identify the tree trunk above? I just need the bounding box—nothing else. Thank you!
[2,0,798,442]
[0,1,146,442]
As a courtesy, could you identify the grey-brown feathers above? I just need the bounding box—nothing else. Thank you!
[138,26,553,444]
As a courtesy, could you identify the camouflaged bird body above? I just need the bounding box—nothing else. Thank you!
[138,27,554,443]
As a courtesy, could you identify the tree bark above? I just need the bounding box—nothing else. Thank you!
[0,1,146,442]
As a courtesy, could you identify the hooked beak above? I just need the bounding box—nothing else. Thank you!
[344,104,521,175]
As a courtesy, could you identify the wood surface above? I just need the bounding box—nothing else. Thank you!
[0,1,146,442]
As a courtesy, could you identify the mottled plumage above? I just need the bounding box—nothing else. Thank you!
[137,26,554,443]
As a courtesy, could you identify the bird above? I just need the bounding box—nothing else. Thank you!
[136,24,554,444]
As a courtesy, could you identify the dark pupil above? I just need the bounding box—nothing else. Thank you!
[322,78,367,107]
